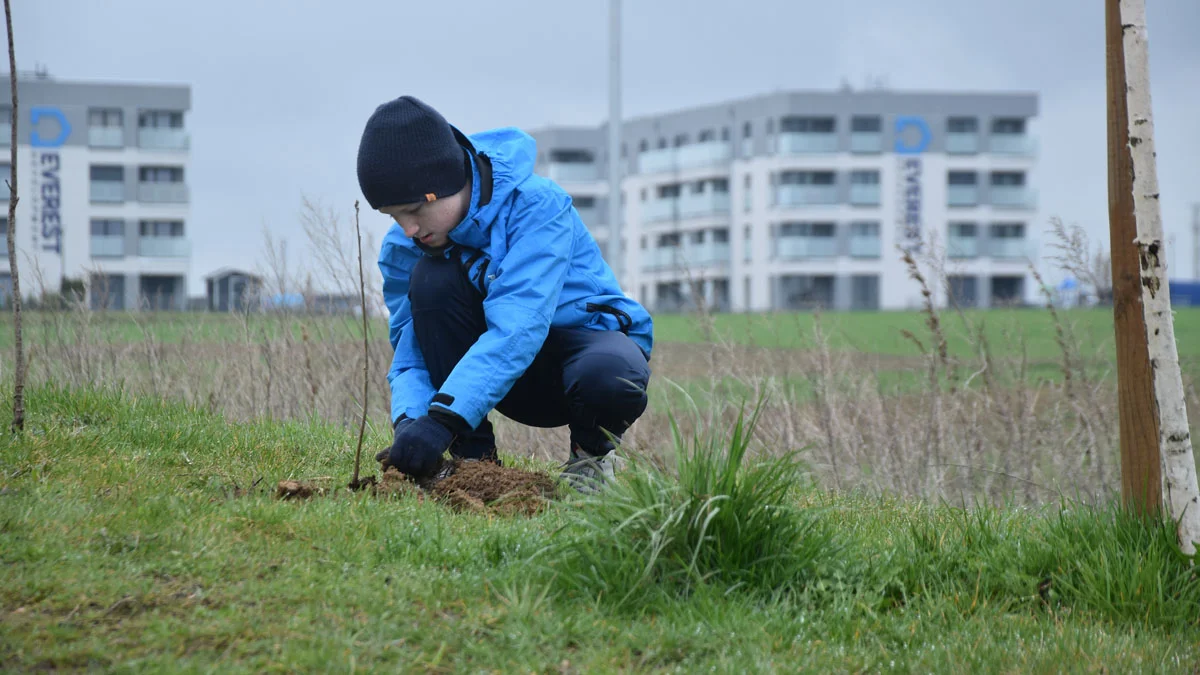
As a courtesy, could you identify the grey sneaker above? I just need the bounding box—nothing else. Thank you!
[560,447,615,495]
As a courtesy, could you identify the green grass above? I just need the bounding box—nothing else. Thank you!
[653,307,1200,362]
[2,387,1199,672]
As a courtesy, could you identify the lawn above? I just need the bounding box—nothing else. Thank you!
[2,386,1197,672]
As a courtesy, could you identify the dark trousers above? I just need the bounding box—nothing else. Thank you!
[409,254,651,458]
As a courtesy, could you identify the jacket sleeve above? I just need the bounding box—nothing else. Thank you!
[430,189,574,429]
[378,236,437,425]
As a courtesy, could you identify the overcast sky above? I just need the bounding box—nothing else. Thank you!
[16,0,1200,294]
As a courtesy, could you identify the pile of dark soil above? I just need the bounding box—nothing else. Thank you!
[273,459,558,516]
[429,460,558,516]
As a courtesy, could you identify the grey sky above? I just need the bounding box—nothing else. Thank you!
[17,1,1200,294]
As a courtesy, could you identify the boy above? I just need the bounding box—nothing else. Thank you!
[357,96,653,492]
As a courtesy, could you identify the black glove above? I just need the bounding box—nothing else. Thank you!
[386,415,455,478]
[376,416,414,467]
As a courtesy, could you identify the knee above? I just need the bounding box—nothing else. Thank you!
[568,349,651,424]
[409,255,472,313]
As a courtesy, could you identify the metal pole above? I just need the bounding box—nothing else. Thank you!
[607,0,622,284]
[1192,203,1199,279]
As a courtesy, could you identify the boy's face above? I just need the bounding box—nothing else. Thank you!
[379,182,470,249]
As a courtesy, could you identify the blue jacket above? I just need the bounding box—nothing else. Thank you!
[377,127,654,429]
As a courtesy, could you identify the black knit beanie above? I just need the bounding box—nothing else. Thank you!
[356,96,468,209]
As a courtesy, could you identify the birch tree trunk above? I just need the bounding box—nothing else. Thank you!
[1112,0,1200,555]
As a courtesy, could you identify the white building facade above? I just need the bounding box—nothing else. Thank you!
[532,90,1038,312]
[2,76,192,310]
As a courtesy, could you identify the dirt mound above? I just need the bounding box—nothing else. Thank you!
[431,460,558,516]
[272,460,557,516]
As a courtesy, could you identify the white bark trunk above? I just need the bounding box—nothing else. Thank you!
[1121,0,1200,555]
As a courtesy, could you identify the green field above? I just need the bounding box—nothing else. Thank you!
[2,387,1198,672]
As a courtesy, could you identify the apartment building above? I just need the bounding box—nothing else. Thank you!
[2,75,192,310]
[531,89,1038,312]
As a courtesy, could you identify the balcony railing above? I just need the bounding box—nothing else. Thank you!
[138,182,189,204]
[778,132,838,154]
[848,236,881,258]
[90,180,125,203]
[138,236,190,257]
[547,162,596,183]
[946,132,979,154]
[678,191,730,218]
[777,236,837,259]
[776,185,838,207]
[89,127,125,148]
[138,128,189,150]
[947,185,979,207]
[90,235,125,257]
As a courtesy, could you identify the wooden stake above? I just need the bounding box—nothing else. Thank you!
[1106,0,1200,553]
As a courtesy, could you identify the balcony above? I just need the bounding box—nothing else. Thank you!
[778,132,838,154]
[574,205,599,226]
[676,141,732,170]
[678,191,730,219]
[90,180,125,204]
[138,236,190,258]
[947,185,979,207]
[776,184,838,207]
[948,236,979,258]
[685,242,731,266]
[547,162,596,183]
[990,238,1031,259]
[777,236,837,259]
[850,132,882,154]
[642,243,731,271]
[988,134,1037,156]
[89,127,125,148]
[90,235,125,257]
[138,182,189,204]
[989,186,1037,209]
[642,198,678,223]
[637,148,676,174]
[946,133,979,154]
[138,128,190,150]
[848,236,881,258]
[849,184,881,206]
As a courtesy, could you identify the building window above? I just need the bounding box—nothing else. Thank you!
[639,139,648,152]
[657,183,681,199]
[657,233,681,247]
[550,149,593,163]
[778,222,835,238]
[849,221,880,237]
[780,116,835,133]
[743,121,752,138]
[90,165,124,181]
[657,137,667,149]
[573,195,597,208]
[992,118,1025,134]
[950,222,978,238]
[713,228,730,243]
[850,170,880,185]
[698,129,716,142]
[851,116,882,132]
[720,127,730,141]
[766,119,774,135]
[673,133,689,147]
[139,220,185,237]
[0,107,10,124]
[990,223,1025,239]
[990,171,1025,186]
[948,171,978,186]
[90,219,125,236]
[89,108,123,127]
[947,117,978,133]
[138,110,183,128]
[779,170,836,185]
[139,166,184,183]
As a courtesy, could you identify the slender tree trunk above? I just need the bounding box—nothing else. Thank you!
[4,0,25,433]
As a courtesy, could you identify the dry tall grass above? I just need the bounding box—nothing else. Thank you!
[5,207,1196,507]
